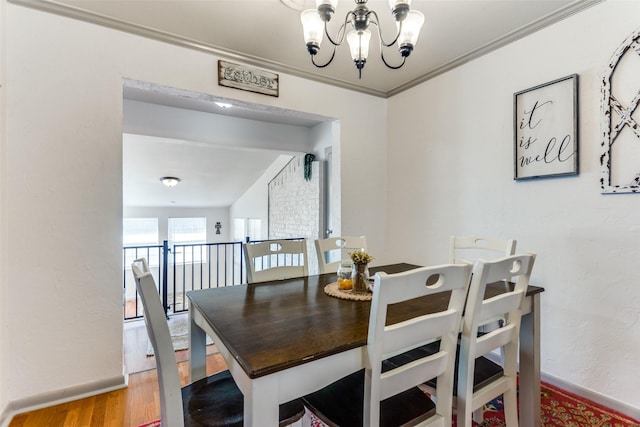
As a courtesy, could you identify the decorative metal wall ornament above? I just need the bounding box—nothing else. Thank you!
[304,153,316,181]
[601,28,640,194]
[218,60,279,97]
[513,74,579,180]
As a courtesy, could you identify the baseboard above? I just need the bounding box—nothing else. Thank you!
[0,373,128,426]
[0,402,12,427]
[541,372,640,421]
[480,354,640,421]
[2,370,638,426]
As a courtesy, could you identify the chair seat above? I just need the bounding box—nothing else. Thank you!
[302,369,436,427]
[385,342,504,394]
[183,370,305,427]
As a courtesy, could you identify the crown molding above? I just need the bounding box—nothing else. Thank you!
[10,0,604,99]
[8,0,388,97]
[387,0,604,97]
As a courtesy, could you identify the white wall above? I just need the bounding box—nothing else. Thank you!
[123,99,314,154]
[230,155,293,241]
[310,121,341,238]
[387,0,640,413]
[0,0,6,417]
[229,121,334,243]
[310,120,335,161]
[1,0,387,416]
[268,156,322,273]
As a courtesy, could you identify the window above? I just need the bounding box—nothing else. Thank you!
[248,219,262,241]
[123,218,158,246]
[123,218,160,268]
[169,217,207,263]
[168,217,206,244]
[232,218,262,242]
[233,218,246,242]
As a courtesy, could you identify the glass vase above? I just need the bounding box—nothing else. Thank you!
[337,262,354,290]
[352,263,369,294]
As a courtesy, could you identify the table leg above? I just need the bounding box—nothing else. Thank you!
[189,306,207,382]
[519,293,541,427]
[244,375,280,427]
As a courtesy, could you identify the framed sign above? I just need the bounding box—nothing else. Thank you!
[514,74,578,180]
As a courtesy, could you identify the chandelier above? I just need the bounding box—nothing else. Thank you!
[300,0,424,78]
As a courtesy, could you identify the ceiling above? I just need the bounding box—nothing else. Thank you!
[121,81,325,209]
[23,0,600,97]
[122,133,292,208]
[19,0,601,208]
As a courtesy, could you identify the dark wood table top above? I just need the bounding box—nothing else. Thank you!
[187,263,544,379]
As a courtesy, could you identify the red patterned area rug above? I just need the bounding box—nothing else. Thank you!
[306,381,640,427]
[537,381,639,427]
[137,381,640,427]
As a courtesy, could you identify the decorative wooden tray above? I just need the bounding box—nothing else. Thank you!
[324,281,372,301]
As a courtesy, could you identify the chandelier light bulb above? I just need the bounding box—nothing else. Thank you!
[397,9,424,56]
[389,0,411,21]
[347,30,371,61]
[347,29,371,79]
[388,0,411,8]
[301,9,324,54]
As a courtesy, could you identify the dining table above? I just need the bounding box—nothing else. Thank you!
[188,263,544,427]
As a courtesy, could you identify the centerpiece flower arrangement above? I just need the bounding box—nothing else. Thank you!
[350,250,374,266]
[350,250,374,293]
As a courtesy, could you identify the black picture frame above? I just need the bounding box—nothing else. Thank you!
[514,74,578,180]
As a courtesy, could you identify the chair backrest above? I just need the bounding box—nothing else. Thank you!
[314,236,368,274]
[243,239,309,283]
[131,258,184,427]
[457,254,536,397]
[449,235,516,265]
[366,263,473,426]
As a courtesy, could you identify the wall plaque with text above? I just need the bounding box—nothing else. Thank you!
[218,60,279,97]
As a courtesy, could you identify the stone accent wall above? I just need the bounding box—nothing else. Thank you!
[269,156,321,273]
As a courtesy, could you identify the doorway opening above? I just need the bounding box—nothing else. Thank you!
[121,79,339,374]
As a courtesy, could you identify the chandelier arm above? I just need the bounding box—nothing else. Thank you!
[311,44,338,68]
[368,11,401,48]
[380,47,407,70]
[324,12,353,47]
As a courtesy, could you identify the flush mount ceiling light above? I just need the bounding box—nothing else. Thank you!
[160,176,181,187]
[300,0,424,79]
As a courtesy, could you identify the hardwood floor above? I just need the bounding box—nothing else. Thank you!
[123,314,219,374]
[10,316,225,427]
[10,355,229,427]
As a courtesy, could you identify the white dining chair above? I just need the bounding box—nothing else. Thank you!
[458,253,535,427]
[314,235,368,274]
[420,253,536,427]
[131,258,304,427]
[449,236,516,264]
[450,235,518,340]
[302,263,473,427]
[243,239,308,283]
